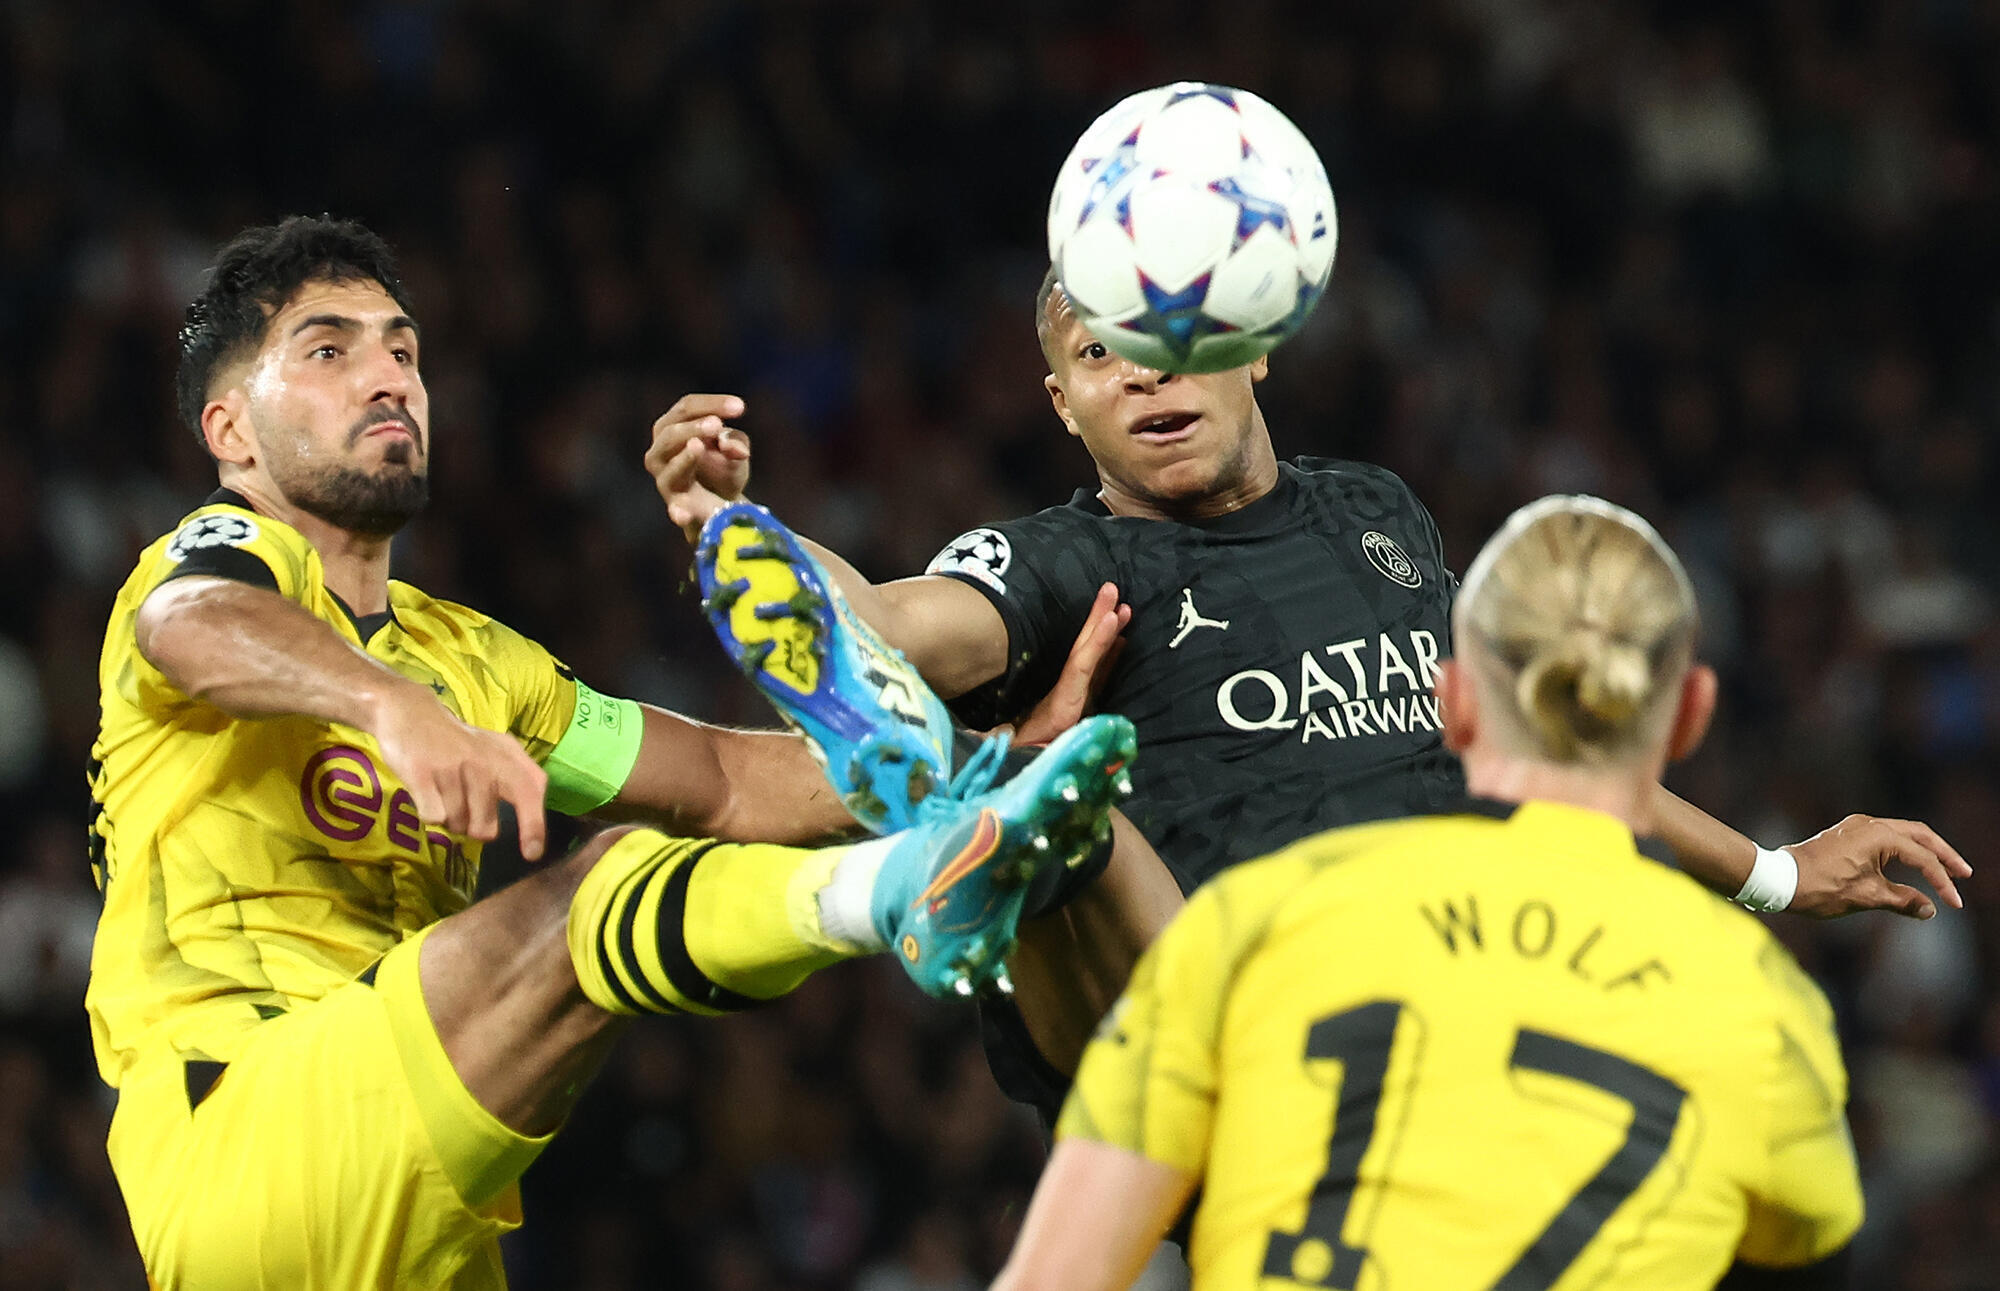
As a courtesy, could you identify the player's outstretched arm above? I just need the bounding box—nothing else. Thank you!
[594,707,860,845]
[137,575,550,858]
[799,543,1012,699]
[992,1138,1194,1291]
[1649,784,1969,919]
[647,392,1012,696]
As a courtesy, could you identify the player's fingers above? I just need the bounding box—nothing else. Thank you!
[492,740,549,859]
[1071,589,1118,654]
[646,414,734,474]
[1869,825,1963,912]
[1060,607,1122,692]
[1014,615,1116,744]
[656,394,745,430]
[1883,817,1972,879]
[670,437,705,484]
[404,776,448,829]
[642,417,693,468]
[432,773,471,838]
[461,766,500,843]
[656,445,708,515]
[1023,610,1127,747]
[1867,876,1937,920]
[509,778,548,862]
[716,426,752,459]
[647,418,720,470]
[1086,606,1124,670]
[1097,634,1129,683]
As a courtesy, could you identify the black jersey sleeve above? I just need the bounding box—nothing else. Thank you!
[925,506,1113,729]
[159,542,281,591]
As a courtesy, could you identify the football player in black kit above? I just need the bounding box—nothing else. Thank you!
[647,266,1970,1100]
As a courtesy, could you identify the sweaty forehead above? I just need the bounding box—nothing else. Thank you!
[268,279,409,332]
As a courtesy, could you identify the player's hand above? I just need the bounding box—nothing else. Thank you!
[646,393,753,543]
[1785,814,1971,919]
[369,682,551,861]
[1009,583,1130,747]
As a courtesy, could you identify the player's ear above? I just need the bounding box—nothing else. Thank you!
[1665,663,1717,762]
[202,390,257,466]
[1248,352,1269,383]
[1045,373,1082,439]
[1437,658,1477,754]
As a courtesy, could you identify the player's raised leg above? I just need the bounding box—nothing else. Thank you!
[696,499,1173,1062]
[1003,811,1185,1073]
[418,710,1136,1154]
[698,500,963,833]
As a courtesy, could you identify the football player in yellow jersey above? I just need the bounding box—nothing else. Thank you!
[996,496,1864,1291]
[88,216,1139,1291]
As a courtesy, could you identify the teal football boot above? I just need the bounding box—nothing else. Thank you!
[697,502,963,833]
[868,713,1136,998]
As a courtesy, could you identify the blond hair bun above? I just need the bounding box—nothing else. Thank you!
[1514,631,1653,760]
[1459,497,1696,763]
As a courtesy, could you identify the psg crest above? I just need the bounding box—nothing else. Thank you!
[1361,531,1421,588]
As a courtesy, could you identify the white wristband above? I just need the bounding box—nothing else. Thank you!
[1735,846,1798,913]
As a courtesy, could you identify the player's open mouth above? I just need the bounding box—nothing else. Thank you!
[1129,412,1200,442]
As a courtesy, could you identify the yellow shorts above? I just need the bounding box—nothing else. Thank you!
[107,926,551,1290]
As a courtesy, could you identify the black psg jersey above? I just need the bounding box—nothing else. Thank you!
[930,457,1466,893]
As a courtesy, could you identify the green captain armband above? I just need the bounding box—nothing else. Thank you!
[543,681,645,816]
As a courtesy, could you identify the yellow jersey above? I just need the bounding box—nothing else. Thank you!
[87,492,577,1085]
[1059,799,1862,1290]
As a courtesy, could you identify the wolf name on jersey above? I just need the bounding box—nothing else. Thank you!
[930,458,1463,892]
[87,491,577,1084]
[1061,800,1863,1289]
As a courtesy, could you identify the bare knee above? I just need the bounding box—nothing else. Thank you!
[547,823,644,891]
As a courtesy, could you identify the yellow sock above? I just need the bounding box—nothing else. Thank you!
[566,829,859,1017]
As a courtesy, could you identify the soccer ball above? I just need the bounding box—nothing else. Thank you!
[1046,82,1338,374]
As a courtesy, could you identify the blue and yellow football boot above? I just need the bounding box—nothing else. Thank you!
[697,502,961,834]
[868,713,1136,997]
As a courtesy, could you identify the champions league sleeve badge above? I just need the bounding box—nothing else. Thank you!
[1361,531,1422,588]
[166,513,260,563]
[926,527,1013,595]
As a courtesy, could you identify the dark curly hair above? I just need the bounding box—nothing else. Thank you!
[175,216,416,445]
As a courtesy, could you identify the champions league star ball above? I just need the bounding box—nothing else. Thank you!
[1047,82,1338,374]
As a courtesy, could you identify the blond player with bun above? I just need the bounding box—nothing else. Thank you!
[1455,492,1713,788]
[997,496,1862,1291]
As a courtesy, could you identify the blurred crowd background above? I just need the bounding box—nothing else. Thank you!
[0,0,1996,1286]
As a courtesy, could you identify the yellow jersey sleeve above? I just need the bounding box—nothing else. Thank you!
[117,503,320,715]
[1058,875,1267,1176]
[152,502,316,599]
[491,635,575,762]
[385,590,577,762]
[1737,941,1864,1267]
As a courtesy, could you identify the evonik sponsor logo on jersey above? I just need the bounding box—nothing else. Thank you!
[301,745,476,895]
[1215,629,1444,744]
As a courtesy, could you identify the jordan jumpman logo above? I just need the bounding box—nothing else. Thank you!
[1170,587,1230,649]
